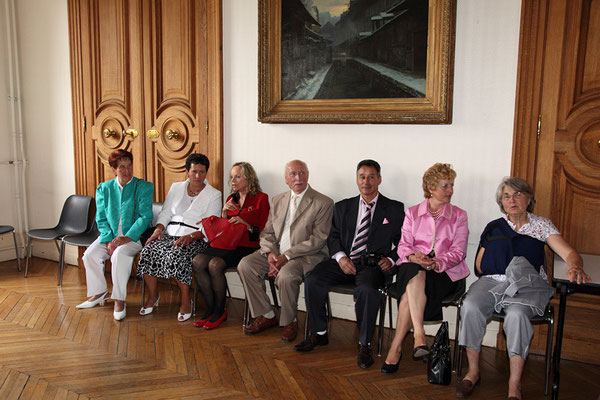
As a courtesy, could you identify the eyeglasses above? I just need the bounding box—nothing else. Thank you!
[502,191,524,201]
[438,183,454,190]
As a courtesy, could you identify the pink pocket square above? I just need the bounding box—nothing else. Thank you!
[383,218,389,224]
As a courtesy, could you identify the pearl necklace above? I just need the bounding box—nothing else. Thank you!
[429,205,444,220]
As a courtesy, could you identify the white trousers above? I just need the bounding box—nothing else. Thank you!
[82,237,142,301]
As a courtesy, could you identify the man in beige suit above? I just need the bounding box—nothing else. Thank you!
[238,160,334,342]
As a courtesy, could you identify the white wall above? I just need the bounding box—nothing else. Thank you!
[0,0,76,264]
[1,0,523,346]
[0,1,20,260]
[222,0,522,344]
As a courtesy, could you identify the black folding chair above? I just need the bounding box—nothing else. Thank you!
[0,225,21,271]
[303,281,388,356]
[58,221,100,286]
[385,277,467,367]
[25,195,93,280]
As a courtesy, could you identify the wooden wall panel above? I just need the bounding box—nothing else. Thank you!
[69,0,222,203]
[512,0,600,363]
[97,0,127,105]
[580,1,600,94]
[145,0,211,200]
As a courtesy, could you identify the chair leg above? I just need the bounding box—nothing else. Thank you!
[326,293,332,333]
[304,308,310,339]
[141,279,146,309]
[456,302,464,378]
[193,282,198,316]
[545,308,554,396]
[57,240,66,286]
[243,298,250,329]
[453,302,462,372]
[53,239,61,257]
[12,231,21,272]
[24,236,31,277]
[267,276,279,317]
[457,345,464,378]
[387,295,394,345]
[377,291,387,356]
[225,281,231,299]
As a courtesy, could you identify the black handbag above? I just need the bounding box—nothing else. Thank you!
[427,321,452,385]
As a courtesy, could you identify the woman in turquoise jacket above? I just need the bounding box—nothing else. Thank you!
[76,149,153,321]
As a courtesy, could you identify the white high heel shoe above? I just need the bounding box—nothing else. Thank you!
[139,295,160,316]
[178,311,192,322]
[178,299,193,322]
[113,303,126,321]
[76,291,110,309]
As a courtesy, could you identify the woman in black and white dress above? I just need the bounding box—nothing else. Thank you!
[137,153,221,321]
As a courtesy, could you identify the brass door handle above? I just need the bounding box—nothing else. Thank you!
[103,128,116,138]
[166,129,178,140]
[123,129,139,138]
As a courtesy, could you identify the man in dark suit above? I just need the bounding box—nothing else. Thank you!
[294,159,405,369]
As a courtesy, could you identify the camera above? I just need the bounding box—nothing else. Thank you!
[360,252,381,268]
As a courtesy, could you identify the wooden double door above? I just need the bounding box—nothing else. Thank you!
[68,0,223,200]
[511,0,600,364]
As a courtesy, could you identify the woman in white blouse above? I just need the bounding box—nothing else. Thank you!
[137,153,221,322]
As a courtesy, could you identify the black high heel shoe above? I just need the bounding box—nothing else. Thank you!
[412,345,430,361]
[381,351,402,374]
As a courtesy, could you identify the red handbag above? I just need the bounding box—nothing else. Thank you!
[201,215,246,250]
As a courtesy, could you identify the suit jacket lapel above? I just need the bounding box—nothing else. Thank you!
[291,186,312,226]
[345,196,360,251]
[369,195,386,240]
[274,191,291,240]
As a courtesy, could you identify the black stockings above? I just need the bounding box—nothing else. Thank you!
[192,254,228,321]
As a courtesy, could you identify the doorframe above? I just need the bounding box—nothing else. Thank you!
[511,0,548,182]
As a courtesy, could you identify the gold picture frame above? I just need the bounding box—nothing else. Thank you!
[258,0,456,124]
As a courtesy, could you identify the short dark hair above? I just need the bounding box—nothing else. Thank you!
[185,153,210,171]
[108,149,133,169]
[356,159,381,176]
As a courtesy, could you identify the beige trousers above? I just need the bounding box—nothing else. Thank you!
[237,250,308,326]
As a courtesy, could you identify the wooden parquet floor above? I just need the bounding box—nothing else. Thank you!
[0,258,599,399]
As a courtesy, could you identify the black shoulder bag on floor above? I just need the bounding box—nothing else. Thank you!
[427,321,451,385]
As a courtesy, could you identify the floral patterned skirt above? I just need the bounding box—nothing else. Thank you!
[137,234,207,286]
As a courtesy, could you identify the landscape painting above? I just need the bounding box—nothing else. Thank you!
[281,0,428,100]
[258,0,456,124]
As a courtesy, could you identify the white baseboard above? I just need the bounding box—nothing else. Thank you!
[224,272,499,347]
[26,240,79,265]
[0,232,23,262]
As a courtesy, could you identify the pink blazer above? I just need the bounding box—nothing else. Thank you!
[396,200,469,282]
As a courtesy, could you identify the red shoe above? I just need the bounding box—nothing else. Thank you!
[204,311,227,330]
[193,314,213,328]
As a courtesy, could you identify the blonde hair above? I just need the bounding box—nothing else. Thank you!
[231,162,261,196]
[422,163,457,198]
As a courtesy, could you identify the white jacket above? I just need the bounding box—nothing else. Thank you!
[157,179,222,236]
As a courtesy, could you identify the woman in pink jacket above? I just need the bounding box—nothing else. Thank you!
[382,163,469,373]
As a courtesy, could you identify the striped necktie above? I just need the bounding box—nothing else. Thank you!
[349,201,374,260]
